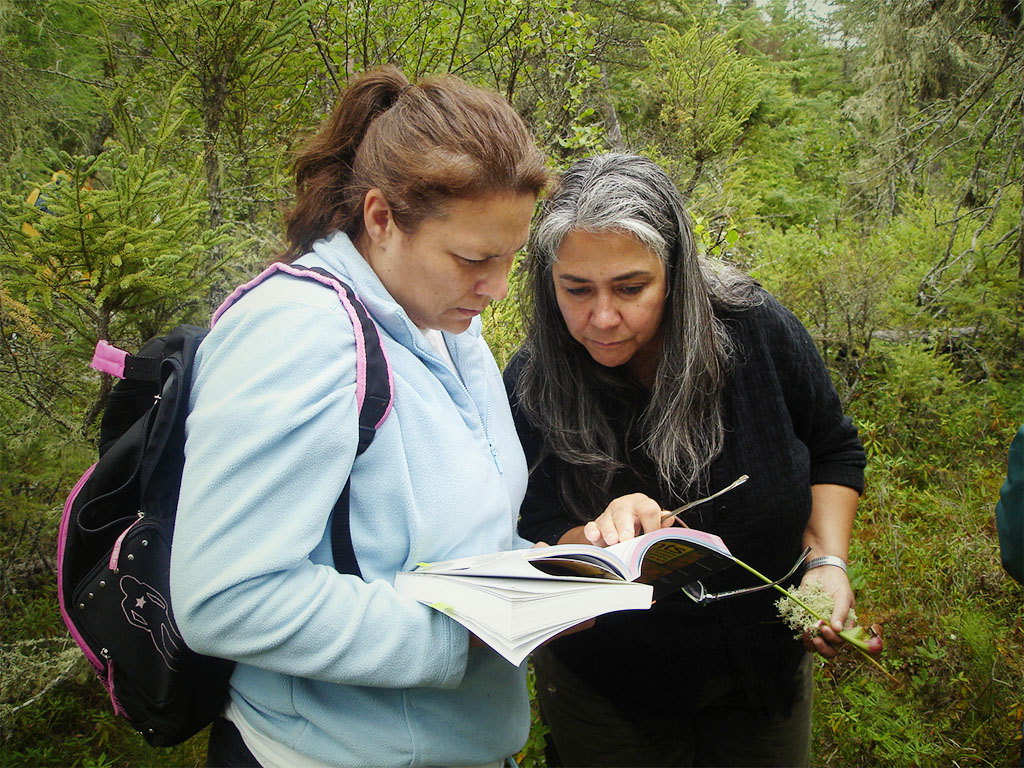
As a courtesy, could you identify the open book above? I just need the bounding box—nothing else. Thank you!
[394,527,736,665]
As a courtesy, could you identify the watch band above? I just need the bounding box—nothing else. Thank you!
[804,555,847,573]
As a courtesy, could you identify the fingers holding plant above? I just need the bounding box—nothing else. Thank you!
[777,578,891,679]
[795,564,855,657]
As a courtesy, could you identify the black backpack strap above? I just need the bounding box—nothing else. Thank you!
[331,481,360,576]
[122,355,162,382]
[290,265,393,577]
[90,339,180,383]
[302,267,392,456]
[210,262,394,575]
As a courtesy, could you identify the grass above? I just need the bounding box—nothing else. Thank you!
[809,369,1024,766]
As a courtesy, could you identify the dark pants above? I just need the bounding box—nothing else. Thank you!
[206,717,263,768]
[533,648,813,768]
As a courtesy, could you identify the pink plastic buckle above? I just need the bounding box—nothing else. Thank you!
[91,340,129,379]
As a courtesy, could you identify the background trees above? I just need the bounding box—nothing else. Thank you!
[1,0,1021,765]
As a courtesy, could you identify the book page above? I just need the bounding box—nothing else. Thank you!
[523,555,622,580]
[395,572,614,638]
[395,575,652,665]
[522,545,630,579]
[604,528,734,588]
[414,546,631,581]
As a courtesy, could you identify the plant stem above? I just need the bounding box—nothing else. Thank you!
[731,556,899,683]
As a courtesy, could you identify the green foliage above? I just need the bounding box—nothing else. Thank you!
[853,343,991,480]
[0,0,108,163]
[831,355,1023,764]
[511,2,605,154]
[725,86,855,229]
[904,189,1024,372]
[482,298,525,372]
[483,256,529,369]
[692,215,741,260]
[819,547,1022,766]
[3,145,228,342]
[1,671,209,767]
[515,662,550,767]
[88,0,319,235]
[641,9,764,198]
[819,674,946,764]
[1,139,233,431]
[746,222,906,397]
[316,0,607,156]
[0,639,82,723]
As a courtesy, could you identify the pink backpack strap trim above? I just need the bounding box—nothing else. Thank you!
[57,463,105,674]
[210,262,394,426]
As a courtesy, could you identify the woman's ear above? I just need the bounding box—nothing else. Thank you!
[362,188,394,247]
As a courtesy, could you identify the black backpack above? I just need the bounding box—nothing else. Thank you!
[57,264,393,747]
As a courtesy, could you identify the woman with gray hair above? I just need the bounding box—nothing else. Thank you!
[504,153,869,766]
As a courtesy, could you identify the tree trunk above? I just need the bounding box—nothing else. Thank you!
[201,68,228,266]
[600,65,625,151]
[681,156,705,202]
[84,310,114,432]
[1018,183,1023,282]
[88,114,113,156]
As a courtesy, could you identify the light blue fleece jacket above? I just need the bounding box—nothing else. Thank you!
[170,231,531,766]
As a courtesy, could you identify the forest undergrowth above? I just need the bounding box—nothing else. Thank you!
[2,334,1022,768]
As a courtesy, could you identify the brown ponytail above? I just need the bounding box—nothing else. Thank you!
[283,66,548,261]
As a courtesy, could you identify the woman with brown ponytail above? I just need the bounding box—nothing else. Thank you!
[170,67,548,767]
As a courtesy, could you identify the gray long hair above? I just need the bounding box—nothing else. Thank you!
[514,154,759,520]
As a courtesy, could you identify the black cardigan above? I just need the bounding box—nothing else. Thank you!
[504,290,866,718]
